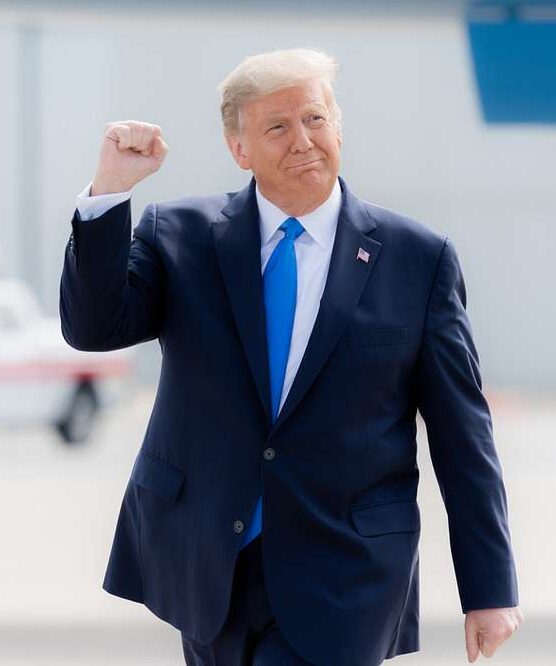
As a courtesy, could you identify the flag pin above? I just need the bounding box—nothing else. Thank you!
[357,247,370,263]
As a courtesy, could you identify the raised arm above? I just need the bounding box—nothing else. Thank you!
[59,121,169,351]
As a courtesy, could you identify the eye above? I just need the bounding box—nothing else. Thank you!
[306,114,326,127]
[269,124,283,131]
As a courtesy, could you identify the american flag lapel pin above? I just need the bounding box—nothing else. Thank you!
[356,247,370,263]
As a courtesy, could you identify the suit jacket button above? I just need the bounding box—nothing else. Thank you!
[234,520,244,533]
[263,447,275,461]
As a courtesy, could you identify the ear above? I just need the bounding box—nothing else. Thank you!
[225,133,251,170]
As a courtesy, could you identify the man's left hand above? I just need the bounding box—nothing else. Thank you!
[465,606,524,662]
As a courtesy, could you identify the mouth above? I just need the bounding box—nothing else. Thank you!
[286,159,323,169]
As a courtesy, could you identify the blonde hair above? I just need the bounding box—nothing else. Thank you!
[217,47,342,137]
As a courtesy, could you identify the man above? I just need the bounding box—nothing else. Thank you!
[59,48,523,665]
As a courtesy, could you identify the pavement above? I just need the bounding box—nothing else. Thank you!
[0,384,554,664]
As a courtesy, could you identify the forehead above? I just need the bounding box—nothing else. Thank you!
[244,80,331,120]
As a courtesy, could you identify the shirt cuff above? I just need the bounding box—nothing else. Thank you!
[76,180,132,220]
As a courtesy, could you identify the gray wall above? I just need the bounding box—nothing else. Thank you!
[0,5,554,388]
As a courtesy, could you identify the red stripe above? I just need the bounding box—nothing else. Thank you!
[0,358,132,381]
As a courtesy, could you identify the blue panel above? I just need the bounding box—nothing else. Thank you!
[467,2,556,123]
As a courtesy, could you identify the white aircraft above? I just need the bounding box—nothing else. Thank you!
[0,277,134,444]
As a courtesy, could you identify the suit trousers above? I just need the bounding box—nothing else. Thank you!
[180,534,314,665]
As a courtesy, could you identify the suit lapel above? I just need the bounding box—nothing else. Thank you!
[212,175,382,435]
[212,178,272,427]
[272,176,382,434]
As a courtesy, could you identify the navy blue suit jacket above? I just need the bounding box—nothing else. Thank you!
[59,175,519,666]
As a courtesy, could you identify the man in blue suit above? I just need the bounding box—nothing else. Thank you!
[59,48,523,665]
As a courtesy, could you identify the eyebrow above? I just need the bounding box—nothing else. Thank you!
[264,104,328,124]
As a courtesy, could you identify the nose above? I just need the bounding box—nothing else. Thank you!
[290,120,314,153]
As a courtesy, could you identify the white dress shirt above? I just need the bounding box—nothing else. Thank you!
[75,177,341,415]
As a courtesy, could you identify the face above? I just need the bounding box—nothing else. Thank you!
[226,78,342,215]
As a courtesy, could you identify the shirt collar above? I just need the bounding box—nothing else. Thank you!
[255,176,341,251]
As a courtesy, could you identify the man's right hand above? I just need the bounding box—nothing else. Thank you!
[91,120,169,195]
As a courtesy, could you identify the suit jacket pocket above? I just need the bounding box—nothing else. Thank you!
[350,499,420,536]
[131,449,185,502]
[347,325,409,347]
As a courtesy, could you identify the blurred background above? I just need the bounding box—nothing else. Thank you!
[0,0,554,663]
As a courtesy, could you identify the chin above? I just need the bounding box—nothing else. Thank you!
[298,170,329,185]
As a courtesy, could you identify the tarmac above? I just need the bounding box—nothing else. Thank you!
[1,385,554,664]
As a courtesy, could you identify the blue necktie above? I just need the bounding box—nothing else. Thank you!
[240,216,306,548]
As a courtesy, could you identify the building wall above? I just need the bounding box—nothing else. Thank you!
[0,5,554,388]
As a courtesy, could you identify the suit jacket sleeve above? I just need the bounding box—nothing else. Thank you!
[415,237,519,613]
[75,180,132,220]
[59,199,164,351]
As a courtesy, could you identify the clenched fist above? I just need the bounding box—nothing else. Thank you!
[91,120,169,195]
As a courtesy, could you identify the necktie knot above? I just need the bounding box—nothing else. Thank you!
[280,216,305,241]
